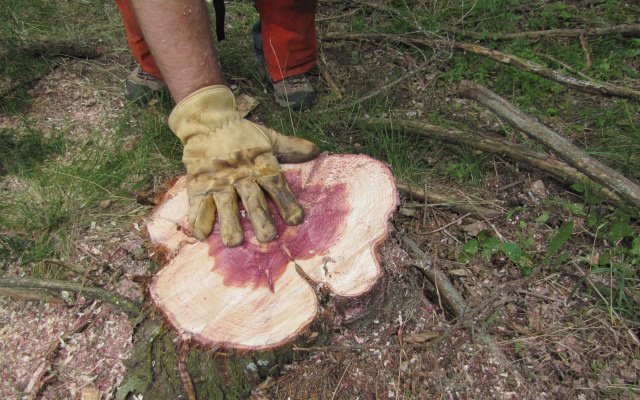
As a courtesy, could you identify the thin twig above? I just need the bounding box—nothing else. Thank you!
[331,61,432,111]
[331,358,353,400]
[318,49,343,100]
[397,181,502,219]
[534,51,594,81]
[324,32,640,101]
[425,213,471,234]
[316,7,359,22]
[573,263,640,346]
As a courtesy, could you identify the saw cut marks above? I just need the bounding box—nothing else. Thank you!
[147,154,398,350]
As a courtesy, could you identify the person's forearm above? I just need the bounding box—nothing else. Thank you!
[130,0,224,102]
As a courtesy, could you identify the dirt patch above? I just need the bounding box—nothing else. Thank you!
[0,58,126,141]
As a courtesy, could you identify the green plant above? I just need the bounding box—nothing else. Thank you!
[445,148,485,186]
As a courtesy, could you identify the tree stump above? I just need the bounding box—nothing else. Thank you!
[118,154,397,399]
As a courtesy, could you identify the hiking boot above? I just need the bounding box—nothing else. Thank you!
[125,65,166,103]
[272,74,316,109]
[252,20,316,109]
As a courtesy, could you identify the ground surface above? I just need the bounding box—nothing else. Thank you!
[1,1,639,399]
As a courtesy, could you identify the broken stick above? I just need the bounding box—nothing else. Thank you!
[458,81,640,209]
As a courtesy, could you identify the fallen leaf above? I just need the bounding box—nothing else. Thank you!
[460,221,488,237]
[528,180,549,199]
[448,268,470,277]
[404,331,440,344]
[399,207,418,217]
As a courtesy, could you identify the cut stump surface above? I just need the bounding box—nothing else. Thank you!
[147,154,398,350]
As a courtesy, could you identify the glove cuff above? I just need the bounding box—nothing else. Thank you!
[168,85,240,143]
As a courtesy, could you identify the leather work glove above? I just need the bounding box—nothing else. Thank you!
[168,85,319,246]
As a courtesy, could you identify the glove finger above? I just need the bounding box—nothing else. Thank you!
[234,178,278,243]
[211,188,244,247]
[262,126,319,164]
[187,194,216,240]
[257,172,304,226]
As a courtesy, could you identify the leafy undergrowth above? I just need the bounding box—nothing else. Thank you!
[1,0,639,399]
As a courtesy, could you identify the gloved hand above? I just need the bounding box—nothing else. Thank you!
[168,85,319,246]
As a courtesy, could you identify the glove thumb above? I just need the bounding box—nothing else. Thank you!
[261,126,319,164]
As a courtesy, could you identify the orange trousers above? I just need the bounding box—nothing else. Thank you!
[115,0,317,82]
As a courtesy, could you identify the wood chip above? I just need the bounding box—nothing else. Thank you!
[81,386,101,400]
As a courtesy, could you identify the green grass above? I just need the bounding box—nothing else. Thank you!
[0,101,181,275]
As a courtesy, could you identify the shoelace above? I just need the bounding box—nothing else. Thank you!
[137,68,162,82]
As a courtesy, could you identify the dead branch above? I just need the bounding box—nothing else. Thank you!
[0,287,63,303]
[323,32,640,101]
[401,236,534,393]
[401,237,467,316]
[0,277,141,317]
[396,181,502,219]
[458,81,640,209]
[452,42,640,101]
[534,52,594,81]
[363,117,625,207]
[17,40,104,59]
[318,50,343,100]
[579,34,592,68]
[449,23,640,41]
